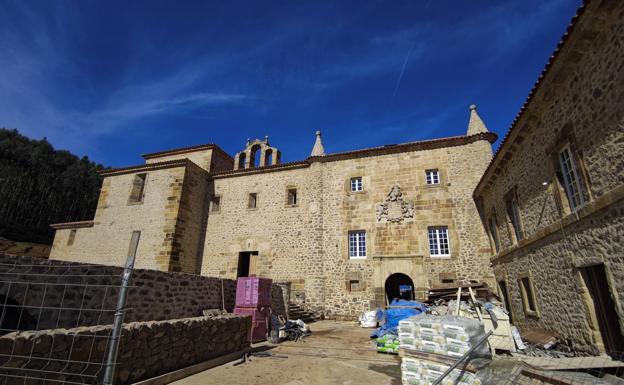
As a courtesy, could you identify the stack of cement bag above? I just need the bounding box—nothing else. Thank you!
[398,314,491,385]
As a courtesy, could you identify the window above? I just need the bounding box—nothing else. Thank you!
[520,275,538,316]
[505,191,523,243]
[426,169,440,185]
[248,193,257,209]
[498,280,513,323]
[287,188,297,205]
[489,214,501,253]
[558,145,587,211]
[67,229,77,246]
[348,280,362,292]
[128,173,147,204]
[211,195,221,212]
[348,230,366,259]
[350,177,363,192]
[428,227,450,257]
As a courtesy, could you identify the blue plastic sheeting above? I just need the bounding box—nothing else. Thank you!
[370,299,427,338]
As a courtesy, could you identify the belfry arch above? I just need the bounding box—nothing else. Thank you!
[233,137,281,170]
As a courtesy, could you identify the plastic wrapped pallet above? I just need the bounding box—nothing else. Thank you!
[399,314,491,385]
[399,314,490,360]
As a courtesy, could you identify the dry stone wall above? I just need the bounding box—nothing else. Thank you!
[0,314,250,385]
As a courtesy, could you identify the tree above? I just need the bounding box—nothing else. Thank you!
[0,128,104,244]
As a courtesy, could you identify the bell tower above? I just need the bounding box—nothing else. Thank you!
[233,136,281,170]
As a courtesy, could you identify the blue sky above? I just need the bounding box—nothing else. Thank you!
[0,0,580,167]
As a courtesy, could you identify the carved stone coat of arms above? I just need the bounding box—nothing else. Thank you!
[376,185,414,223]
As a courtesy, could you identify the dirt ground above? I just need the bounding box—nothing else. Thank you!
[172,320,402,385]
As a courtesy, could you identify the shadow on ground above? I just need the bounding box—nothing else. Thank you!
[368,362,402,385]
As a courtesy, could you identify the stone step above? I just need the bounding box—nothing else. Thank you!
[287,303,318,323]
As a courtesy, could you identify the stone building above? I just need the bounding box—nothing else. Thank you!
[473,0,624,357]
[50,107,497,319]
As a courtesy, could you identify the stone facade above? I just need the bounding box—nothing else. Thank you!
[50,108,496,320]
[474,0,624,355]
[0,314,250,384]
[203,136,496,319]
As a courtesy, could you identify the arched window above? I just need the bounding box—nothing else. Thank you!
[238,152,246,169]
[250,145,261,168]
[264,149,273,166]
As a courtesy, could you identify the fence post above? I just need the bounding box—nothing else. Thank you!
[103,231,140,385]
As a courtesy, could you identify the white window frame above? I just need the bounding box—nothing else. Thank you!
[350,177,363,192]
[426,169,440,185]
[558,145,585,211]
[428,227,450,257]
[348,230,366,259]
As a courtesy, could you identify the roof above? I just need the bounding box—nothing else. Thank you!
[141,143,233,161]
[315,132,496,163]
[474,0,589,197]
[212,132,496,178]
[50,220,94,230]
[99,159,190,177]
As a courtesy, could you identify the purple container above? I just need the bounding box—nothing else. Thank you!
[234,307,270,342]
[236,277,272,308]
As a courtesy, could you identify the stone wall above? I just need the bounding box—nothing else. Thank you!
[50,164,188,271]
[492,198,624,354]
[171,162,210,273]
[318,141,494,319]
[0,314,250,385]
[0,254,288,331]
[145,149,214,170]
[0,255,238,330]
[474,0,624,353]
[144,147,234,173]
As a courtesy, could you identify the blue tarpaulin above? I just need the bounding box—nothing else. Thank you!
[370,299,427,338]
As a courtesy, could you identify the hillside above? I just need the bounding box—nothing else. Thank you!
[0,128,104,244]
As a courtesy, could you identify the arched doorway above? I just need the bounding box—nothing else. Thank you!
[385,273,414,303]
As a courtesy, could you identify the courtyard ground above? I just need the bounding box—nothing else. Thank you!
[172,320,402,385]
